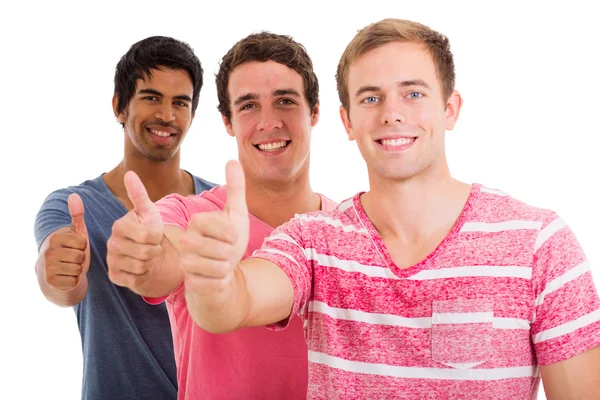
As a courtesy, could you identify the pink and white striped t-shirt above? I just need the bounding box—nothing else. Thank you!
[251,183,600,399]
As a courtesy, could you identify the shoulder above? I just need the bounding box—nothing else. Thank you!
[317,193,339,211]
[34,176,111,248]
[157,185,225,214]
[189,172,218,194]
[288,195,361,233]
[472,184,558,227]
[38,176,108,211]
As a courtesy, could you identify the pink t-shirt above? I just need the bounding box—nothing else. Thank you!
[251,184,600,399]
[149,186,337,400]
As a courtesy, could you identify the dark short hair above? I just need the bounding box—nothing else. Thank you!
[114,36,203,116]
[216,32,319,122]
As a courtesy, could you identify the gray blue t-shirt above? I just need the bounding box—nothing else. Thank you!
[34,173,216,400]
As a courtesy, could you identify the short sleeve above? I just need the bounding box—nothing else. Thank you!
[530,213,600,365]
[250,215,312,329]
[34,189,74,250]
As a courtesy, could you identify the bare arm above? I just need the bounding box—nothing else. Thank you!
[184,257,294,333]
[36,227,88,307]
[540,345,600,400]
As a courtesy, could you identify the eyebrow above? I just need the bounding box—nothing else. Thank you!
[233,89,301,106]
[398,79,431,90]
[354,86,380,99]
[354,79,432,98]
[273,89,301,97]
[233,93,258,106]
[138,88,192,102]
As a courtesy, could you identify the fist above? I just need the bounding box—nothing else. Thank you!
[180,160,249,295]
[44,193,90,291]
[107,171,164,292]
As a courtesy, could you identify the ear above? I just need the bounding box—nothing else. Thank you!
[310,100,320,127]
[339,106,355,141]
[445,90,463,131]
[222,114,235,137]
[112,94,126,124]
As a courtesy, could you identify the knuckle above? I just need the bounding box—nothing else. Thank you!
[216,278,229,292]
[106,238,118,252]
[44,247,56,259]
[106,254,116,269]
[139,230,151,243]
[48,234,62,247]
[180,258,193,273]
[130,259,147,275]
[108,268,121,285]
[111,220,122,234]
[75,252,86,264]
[179,235,194,251]
[139,246,153,260]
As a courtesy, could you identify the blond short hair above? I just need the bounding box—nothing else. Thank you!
[336,18,455,110]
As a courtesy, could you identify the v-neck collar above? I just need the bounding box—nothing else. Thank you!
[350,183,482,278]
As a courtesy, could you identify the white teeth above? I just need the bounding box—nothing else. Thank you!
[380,137,415,146]
[150,129,172,137]
[257,141,288,151]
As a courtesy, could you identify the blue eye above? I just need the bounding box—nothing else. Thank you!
[363,96,380,104]
[407,92,423,99]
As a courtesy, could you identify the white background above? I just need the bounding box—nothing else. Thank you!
[2,1,598,398]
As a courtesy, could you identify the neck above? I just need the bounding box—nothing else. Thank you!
[245,169,320,228]
[362,161,471,244]
[103,150,193,211]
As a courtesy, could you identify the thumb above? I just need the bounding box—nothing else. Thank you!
[224,160,248,218]
[124,170,163,232]
[68,193,87,236]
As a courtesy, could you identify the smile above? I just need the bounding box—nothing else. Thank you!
[254,140,291,152]
[148,128,175,137]
[377,137,415,146]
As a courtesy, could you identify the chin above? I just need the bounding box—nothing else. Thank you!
[261,167,300,182]
[145,150,177,162]
[371,165,422,182]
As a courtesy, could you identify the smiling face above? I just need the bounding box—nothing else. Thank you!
[114,67,194,162]
[340,41,461,183]
[223,60,319,186]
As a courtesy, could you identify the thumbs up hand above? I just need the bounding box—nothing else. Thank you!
[180,160,249,296]
[124,170,164,233]
[44,193,90,291]
[107,171,164,292]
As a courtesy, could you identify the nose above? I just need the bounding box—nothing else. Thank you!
[257,107,283,132]
[155,103,176,123]
[381,99,407,126]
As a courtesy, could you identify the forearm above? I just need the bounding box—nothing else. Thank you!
[541,345,600,400]
[185,266,251,334]
[185,257,296,332]
[35,257,87,307]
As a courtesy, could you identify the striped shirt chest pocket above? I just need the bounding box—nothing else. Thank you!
[431,298,494,369]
